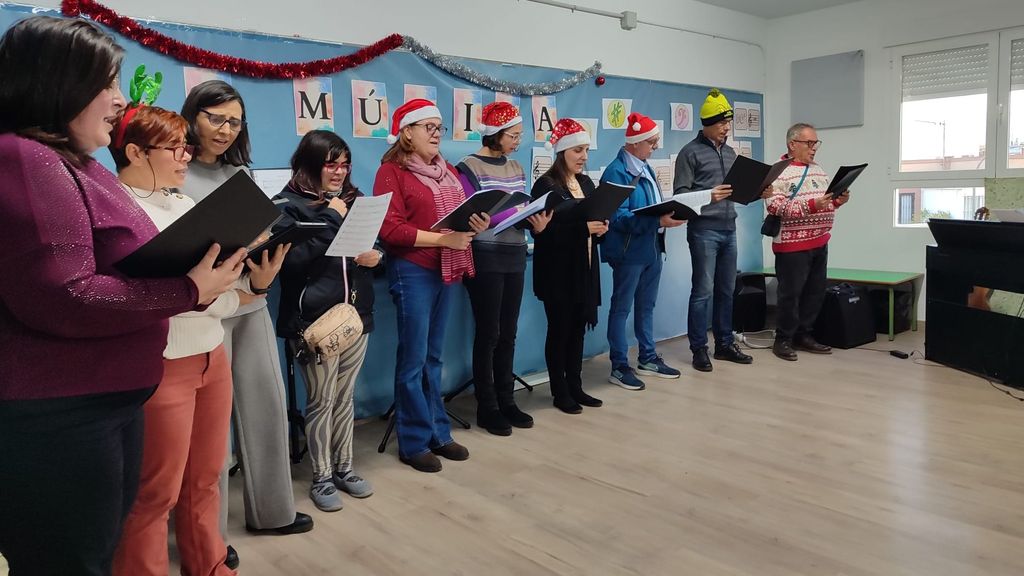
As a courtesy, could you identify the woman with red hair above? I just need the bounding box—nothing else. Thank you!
[107,105,287,576]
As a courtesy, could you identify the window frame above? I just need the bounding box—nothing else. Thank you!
[996,27,1024,178]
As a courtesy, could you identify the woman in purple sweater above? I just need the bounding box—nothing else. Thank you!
[0,16,243,575]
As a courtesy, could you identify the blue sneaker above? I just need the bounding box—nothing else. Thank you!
[637,356,681,379]
[608,367,646,391]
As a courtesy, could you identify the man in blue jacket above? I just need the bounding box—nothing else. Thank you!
[601,112,686,390]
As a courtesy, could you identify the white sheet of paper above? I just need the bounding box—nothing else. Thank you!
[674,188,713,212]
[251,168,292,199]
[531,147,553,187]
[325,193,391,258]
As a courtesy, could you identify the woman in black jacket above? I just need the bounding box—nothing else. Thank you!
[273,130,381,512]
[531,119,608,414]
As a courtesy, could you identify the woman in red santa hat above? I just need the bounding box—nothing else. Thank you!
[373,99,490,472]
[531,119,608,414]
[455,101,551,436]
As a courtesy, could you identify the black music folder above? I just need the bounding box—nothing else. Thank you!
[826,163,868,197]
[632,197,699,221]
[431,189,511,232]
[116,171,283,278]
[573,181,635,222]
[492,191,574,234]
[248,221,329,257]
[723,156,792,205]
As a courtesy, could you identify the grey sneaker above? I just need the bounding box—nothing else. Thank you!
[608,367,646,390]
[310,478,343,512]
[333,470,374,499]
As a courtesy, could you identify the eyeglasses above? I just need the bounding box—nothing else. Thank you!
[412,122,448,136]
[200,109,246,132]
[145,144,195,161]
[792,139,822,150]
[323,161,351,173]
[504,132,524,142]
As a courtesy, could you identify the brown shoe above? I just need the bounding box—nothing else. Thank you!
[772,339,798,361]
[400,451,442,473]
[794,335,832,354]
[431,441,469,461]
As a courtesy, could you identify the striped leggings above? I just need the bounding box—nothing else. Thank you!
[293,334,369,480]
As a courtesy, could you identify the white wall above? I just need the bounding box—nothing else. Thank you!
[763,0,1024,317]
[32,0,767,93]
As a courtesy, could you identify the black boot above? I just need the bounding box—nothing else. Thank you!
[476,406,512,436]
[500,403,534,428]
[553,396,583,414]
[571,388,603,407]
[692,347,713,372]
[772,338,798,361]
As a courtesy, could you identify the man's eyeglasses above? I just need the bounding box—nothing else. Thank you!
[200,109,246,132]
[323,161,351,173]
[792,139,822,150]
[146,144,195,161]
[412,122,448,136]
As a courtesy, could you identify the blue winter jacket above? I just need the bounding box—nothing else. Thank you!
[599,147,663,265]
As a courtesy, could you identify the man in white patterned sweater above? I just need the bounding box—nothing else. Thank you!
[766,123,850,361]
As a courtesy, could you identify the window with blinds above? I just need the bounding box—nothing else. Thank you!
[1009,38,1024,170]
[902,44,990,101]
[898,41,991,174]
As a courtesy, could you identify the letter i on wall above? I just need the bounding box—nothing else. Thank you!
[294,77,334,136]
[453,88,483,142]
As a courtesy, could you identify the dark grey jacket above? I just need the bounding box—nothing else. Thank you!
[673,132,738,231]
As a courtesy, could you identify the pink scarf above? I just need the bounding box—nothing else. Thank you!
[405,154,475,284]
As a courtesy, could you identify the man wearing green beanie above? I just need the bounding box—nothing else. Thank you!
[673,88,754,372]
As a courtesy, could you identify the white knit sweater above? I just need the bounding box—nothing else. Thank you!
[125,184,251,359]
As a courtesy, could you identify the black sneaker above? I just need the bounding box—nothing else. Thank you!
[225,545,239,570]
[772,339,798,361]
[692,347,713,372]
[500,404,534,428]
[714,343,753,364]
[571,389,603,407]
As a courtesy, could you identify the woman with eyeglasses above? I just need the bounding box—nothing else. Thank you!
[108,104,285,576]
[531,119,607,414]
[179,81,312,564]
[455,101,550,436]
[272,130,380,512]
[0,18,242,575]
[374,99,489,473]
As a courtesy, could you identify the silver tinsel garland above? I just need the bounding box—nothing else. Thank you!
[401,36,601,96]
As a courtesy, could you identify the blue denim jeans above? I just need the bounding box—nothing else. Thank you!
[686,228,737,351]
[387,258,455,459]
[607,258,662,370]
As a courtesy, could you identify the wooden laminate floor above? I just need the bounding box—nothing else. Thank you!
[7,328,1023,575]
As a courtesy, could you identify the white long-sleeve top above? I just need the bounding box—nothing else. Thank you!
[125,184,252,359]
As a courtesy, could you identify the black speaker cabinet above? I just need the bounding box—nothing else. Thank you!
[733,272,766,333]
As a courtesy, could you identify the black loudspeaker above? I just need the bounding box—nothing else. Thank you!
[733,272,767,332]
[814,283,876,349]
[868,288,912,334]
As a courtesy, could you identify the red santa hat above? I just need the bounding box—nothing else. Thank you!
[624,112,659,144]
[478,101,522,136]
[388,98,442,144]
[545,118,591,153]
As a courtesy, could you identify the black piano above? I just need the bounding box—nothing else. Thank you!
[926,219,1024,389]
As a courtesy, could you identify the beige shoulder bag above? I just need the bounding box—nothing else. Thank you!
[300,259,363,363]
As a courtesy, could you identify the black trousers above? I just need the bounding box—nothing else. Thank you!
[465,269,525,410]
[775,245,828,342]
[0,388,151,576]
[542,300,588,402]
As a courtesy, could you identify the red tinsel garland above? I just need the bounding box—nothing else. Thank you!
[61,0,403,79]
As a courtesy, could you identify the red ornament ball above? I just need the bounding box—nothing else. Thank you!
[595,76,606,86]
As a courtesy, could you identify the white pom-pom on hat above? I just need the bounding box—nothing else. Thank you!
[386,133,398,144]
[632,122,641,131]
[544,140,553,151]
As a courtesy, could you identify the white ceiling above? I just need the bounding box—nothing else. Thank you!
[695,0,861,19]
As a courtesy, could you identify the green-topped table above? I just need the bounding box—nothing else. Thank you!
[754,267,923,341]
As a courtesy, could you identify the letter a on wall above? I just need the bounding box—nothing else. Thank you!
[532,95,557,142]
[293,77,334,136]
[352,79,390,139]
